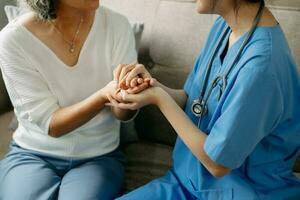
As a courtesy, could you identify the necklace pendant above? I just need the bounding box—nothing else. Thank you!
[69,46,75,53]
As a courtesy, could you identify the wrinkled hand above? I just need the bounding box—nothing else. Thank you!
[113,63,155,92]
[100,81,130,109]
[100,80,119,102]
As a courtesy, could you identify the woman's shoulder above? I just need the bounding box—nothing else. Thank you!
[0,22,19,49]
[0,13,34,51]
[0,27,22,60]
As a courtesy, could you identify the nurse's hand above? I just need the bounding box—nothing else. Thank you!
[107,86,164,110]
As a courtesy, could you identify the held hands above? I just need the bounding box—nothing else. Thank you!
[115,63,154,93]
[105,63,162,110]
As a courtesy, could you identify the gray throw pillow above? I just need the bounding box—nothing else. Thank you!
[5,5,144,146]
[4,5,28,22]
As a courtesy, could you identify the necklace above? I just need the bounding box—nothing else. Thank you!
[51,16,84,53]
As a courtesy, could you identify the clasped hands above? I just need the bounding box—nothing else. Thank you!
[105,63,159,110]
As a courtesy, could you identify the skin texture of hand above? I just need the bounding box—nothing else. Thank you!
[114,63,153,89]
[108,86,161,110]
[99,80,118,101]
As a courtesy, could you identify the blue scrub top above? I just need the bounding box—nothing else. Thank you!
[173,17,300,199]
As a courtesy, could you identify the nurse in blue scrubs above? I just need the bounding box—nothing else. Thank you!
[111,0,300,199]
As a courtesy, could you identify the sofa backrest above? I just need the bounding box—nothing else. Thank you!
[102,0,300,71]
[102,0,300,146]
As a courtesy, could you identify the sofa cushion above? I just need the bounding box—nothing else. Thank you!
[269,0,300,10]
[122,141,173,193]
[4,5,28,22]
[102,0,160,56]
[269,5,300,71]
[0,111,14,159]
[148,0,300,71]
[294,156,300,172]
[149,0,217,71]
[135,105,177,146]
[0,78,11,114]
[0,5,13,114]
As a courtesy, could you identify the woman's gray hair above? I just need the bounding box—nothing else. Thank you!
[18,0,57,20]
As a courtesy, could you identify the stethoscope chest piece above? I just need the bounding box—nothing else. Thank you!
[191,99,207,117]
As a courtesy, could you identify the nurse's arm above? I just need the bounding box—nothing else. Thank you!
[152,81,188,109]
[155,87,231,177]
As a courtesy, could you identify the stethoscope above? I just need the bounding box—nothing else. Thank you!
[191,0,265,118]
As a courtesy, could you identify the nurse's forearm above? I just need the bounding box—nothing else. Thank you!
[155,88,231,177]
[49,90,107,138]
[155,81,187,108]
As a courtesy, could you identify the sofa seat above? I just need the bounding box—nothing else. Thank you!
[122,141,173,193]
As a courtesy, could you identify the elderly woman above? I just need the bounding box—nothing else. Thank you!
[111,0,300,199]
[0,0,145,199]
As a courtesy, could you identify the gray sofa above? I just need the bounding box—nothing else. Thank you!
[0,0,299,194]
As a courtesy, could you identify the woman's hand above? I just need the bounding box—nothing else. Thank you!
[99,80,119,102]
[99,80,142,121]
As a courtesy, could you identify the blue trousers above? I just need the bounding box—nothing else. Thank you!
[0,142,125,200]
